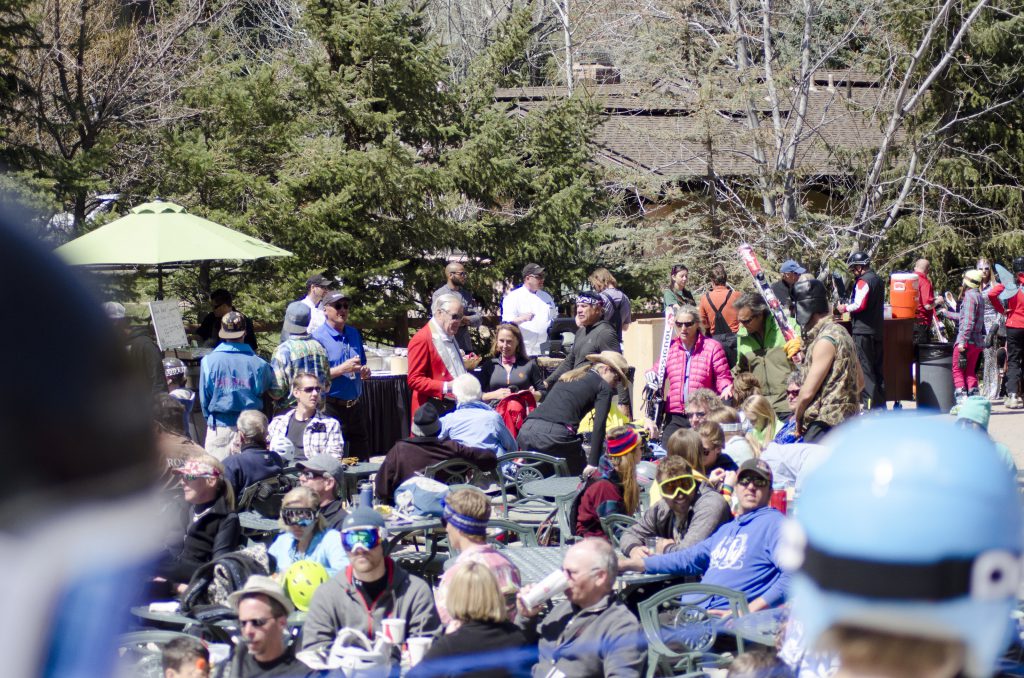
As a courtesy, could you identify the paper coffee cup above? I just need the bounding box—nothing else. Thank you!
[520,569,569,609]
[407,636,432,666]
[381,618,406,645]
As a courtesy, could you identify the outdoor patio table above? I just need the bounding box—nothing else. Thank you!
[521,476,580,499]
[238,511,281,532]
[342,462,382,503]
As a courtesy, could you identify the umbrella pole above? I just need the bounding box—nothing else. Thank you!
[157,264,164,300]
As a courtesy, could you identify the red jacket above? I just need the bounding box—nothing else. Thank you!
[406,322,456,419]
[989,281,1024,329]
[915,271,934,325]
[657,333,732,414]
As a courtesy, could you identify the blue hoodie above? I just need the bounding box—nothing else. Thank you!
[199,342,273,426]
[642,506,790,609]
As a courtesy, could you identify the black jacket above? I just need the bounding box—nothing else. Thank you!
[407,620,532,678]
[320,497,348,531]
[851,269,885,337]
[545,320,627,406]
[222,443,284,496]
[125,327,166,396]
[159,494,241,584]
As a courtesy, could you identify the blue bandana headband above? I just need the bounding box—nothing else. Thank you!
[441,500,488,536]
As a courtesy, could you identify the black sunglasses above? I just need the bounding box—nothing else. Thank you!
[675,320,696,328]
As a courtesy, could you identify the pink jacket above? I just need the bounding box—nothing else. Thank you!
[658,334,732,413]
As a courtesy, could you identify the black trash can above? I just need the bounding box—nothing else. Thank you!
[916,342,954,411]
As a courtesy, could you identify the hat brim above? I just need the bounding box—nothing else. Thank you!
[282,319,309,336]
[227,587,295,615]
[219,328,246,340]
[585,354,632,390]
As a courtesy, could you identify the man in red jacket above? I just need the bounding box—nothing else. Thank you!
[407,293,469,420]
[987,256,1024,408]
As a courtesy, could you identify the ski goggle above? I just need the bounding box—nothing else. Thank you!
[659,475,698,499]
[341,528,382,552]
[281,507,317,527]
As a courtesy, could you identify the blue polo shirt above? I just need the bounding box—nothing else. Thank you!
[313,322,367,400]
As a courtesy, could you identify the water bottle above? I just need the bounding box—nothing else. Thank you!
[358,482,374,508]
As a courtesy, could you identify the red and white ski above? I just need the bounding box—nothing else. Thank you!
[642,306,676,426]
[737,244,797,342]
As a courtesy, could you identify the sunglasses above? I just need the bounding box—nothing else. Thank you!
[443,310,464,320]
[281,507,317,526]
[330,302,350,310]
[342,528,382,552]
[300,385,322,393]
[786,388,800,397]
[675,320,696,328]
[659,474,698,499]
[298,470,327,481]
[737,475,769,489]
[738,316,756,325]
[240,618,272,628]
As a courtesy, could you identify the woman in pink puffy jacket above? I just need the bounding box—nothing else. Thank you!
[646,305,733,443]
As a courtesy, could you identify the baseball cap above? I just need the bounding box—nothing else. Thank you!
[296,455,344,482]
[103,301,126,320]
[282,300,312,337]
[522,263,546,278]
[227,575,295,615]
[306,273,332,289]
[173,459,221,478]
[780,260,806,275]
[323,290,350,307]
[219,310,247,340]
[738,458,773,484]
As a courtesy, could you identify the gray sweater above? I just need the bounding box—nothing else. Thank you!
[545,320,629,406]
[619,485,732,557]
[301,559,441,655]
[519,593,645,678]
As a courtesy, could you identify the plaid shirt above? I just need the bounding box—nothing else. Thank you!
[269,335,332,405]
[267,410,344,458]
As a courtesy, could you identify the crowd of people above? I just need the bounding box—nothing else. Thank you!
[101,252,1024,678]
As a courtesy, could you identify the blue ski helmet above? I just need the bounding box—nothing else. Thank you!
[781,415,1022,677]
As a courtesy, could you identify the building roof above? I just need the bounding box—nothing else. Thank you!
[495,73,891,181]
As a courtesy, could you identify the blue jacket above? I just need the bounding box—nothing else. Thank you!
[222,443,285,497]
[439,401,516,455]
[643,506,790,609]
[269,528,349,577]
[199,342,273,426]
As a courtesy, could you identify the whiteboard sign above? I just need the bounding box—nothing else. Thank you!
[149,299,189,351]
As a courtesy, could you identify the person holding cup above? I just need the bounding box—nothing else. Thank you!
[301,507,441,659]
[618,456,731,558]
[408,562,530,678]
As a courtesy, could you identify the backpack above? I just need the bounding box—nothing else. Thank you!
[708,289,737,368]
[236,473,297,519]
[179,544,270,615]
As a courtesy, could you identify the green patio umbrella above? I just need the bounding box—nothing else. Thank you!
[55,200,292,297]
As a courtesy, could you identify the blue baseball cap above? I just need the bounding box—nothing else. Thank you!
[781,260,806,274]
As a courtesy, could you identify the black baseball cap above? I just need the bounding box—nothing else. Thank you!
[306,274,333,289]
[522,263,546,278]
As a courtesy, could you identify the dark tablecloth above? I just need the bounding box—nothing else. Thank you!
[364,375,411,455]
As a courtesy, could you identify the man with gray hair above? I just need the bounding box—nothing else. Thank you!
[432,261,483,354]
[221,410,284,496]
[518,538,645,677]
[439,374,517,454]
[407,293,468,419]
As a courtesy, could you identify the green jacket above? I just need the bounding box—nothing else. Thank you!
[734,314,798,416]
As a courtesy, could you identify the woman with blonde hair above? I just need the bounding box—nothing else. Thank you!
[706,406,755,466]
[268,485,347,576]
[518,351,630,475]
[408,561,529,678]
[741,394,782,452]
[158,454,241,591]
[575,427,642,537]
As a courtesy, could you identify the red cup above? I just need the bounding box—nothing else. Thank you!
[770,489,788,515]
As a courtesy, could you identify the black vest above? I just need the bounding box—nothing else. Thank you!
[851,269,885,336]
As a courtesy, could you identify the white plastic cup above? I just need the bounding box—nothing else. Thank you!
[520,569,569,609]
[407,636,433,666]
[381,618,406,645]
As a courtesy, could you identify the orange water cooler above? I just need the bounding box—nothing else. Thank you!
[889,273,919,320]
